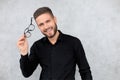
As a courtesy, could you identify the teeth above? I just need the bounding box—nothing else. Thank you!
[46,28,52,32]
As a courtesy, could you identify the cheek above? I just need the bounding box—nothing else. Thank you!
[50,22,55,28]
[38,27,43,32]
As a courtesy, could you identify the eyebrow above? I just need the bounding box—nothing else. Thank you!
[38,23,44,26]
[38,19,51,26]
[46,19,51,23]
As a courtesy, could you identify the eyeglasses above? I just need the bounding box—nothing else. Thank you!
[24,17,35,38]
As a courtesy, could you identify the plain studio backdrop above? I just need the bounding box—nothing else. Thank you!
[0,0,120,80]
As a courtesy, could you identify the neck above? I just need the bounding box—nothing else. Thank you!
[48,30,60,45]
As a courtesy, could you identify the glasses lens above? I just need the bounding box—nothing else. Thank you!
[24,32,31,38]
[29,25,35,31]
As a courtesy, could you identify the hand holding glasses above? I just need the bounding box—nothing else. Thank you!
[24,17,35,38]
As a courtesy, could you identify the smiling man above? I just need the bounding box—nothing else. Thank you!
[17,7,93,80]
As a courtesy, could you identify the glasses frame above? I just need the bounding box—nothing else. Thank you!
[24,17,35,38]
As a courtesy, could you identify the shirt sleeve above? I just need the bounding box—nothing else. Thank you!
[20,42,39,77]
[74,38,93,80]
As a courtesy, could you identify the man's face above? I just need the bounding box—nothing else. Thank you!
[35,13,57,38]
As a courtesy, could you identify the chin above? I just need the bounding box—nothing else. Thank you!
[47,34,55,38]
[46,31,55,38]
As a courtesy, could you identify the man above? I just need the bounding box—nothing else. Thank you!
[17,7,93,80]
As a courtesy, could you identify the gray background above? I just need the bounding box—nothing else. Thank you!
[0,0,120,80]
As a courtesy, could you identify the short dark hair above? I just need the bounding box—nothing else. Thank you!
[33,7,54,19]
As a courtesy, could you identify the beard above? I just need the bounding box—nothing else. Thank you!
[43,23,58,38]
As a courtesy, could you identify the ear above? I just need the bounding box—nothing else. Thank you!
[54,16,57,23]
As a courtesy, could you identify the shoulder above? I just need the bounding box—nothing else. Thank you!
[62,33,83,49]
[62,33,81,43]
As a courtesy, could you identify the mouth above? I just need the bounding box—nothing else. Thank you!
[44,27,53,33]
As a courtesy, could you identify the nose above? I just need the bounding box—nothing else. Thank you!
[44,23,49,29]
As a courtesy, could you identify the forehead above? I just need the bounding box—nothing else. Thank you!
[36,13,53,22]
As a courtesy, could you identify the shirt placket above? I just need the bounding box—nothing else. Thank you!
[50,45,56,80]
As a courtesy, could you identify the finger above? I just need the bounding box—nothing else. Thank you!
[17,41,25,45]
[17,35,26,46]
[18,35,26,41]
[17,41,24,47]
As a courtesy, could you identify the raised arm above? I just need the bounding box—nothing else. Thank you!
[17,35,38,77]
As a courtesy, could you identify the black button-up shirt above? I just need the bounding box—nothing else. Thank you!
[20,31,92,80]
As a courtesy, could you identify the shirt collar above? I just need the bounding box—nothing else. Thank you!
[57,30,63,41]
